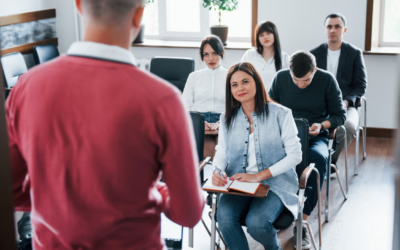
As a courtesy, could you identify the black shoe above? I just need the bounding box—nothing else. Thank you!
[17,212,33,250]
[330,164,339,179]
[293,222,312,249]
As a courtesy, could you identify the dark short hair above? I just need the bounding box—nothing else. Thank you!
[199,35,225,61]
[225,62,274,129]
[255,21,282,72]
[289,51,316,78]
[82,0,144,24]
[325,13,347,27]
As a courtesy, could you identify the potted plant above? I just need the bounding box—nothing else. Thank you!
[133,0,154,44]
[203,0,239,45]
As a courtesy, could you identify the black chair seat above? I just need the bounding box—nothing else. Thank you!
[237,207,294,230]
[272,208,294,230]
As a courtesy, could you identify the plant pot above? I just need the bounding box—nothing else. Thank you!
[210,25,228,45]
[133,24,145,44]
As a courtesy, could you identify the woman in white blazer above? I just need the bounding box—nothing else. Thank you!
[241,21,289,91]
[182,35,228,131]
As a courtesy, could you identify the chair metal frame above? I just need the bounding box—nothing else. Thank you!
[355,96,367,175]
[325,126,349,222]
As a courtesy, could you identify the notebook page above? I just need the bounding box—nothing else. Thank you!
[228,181,260,195]
[202,178,233,192]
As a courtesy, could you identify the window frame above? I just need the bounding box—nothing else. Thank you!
[378,0,400,47]
[144,0,257,45]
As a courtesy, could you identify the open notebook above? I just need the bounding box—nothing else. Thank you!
[202,178,261,195]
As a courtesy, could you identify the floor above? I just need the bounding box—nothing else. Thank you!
[14,137,396,250]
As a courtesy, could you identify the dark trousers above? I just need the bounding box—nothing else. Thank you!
[296,130,329,216]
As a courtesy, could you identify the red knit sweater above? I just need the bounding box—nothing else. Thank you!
[6,55,204,250]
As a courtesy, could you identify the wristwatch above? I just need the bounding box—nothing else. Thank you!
[320,123,325,130]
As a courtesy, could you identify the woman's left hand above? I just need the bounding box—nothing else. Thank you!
[229,173,260,183]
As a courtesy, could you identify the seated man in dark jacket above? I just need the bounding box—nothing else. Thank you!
[269,50,346,249]
[311,13,367,175]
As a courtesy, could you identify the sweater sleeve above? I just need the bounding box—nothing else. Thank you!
[326,75,346,128]
[155,91,205,228]
[181,72,196,111]
[5,85,32,212]
[268,74,280,103]
[268,110,302,177]
[344,49,367,104]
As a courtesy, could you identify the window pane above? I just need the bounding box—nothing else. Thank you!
[166,0,201,32]
[383,0,400,42]
[142,0,159,35]
[209,0,251,39]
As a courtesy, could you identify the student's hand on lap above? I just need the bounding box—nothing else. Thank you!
[309,123,322,136]
[205,121,212,131]
[210,122,220,130]
[229,173,260,183]
[212,170,228,186]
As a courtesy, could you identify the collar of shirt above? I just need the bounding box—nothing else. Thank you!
[67,41,137,66]
[205,65,225,74]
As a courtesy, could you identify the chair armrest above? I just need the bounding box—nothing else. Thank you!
[4,87,12,92]
[328,127,338,140]
[199,156,211,173]
[299,163,316,189]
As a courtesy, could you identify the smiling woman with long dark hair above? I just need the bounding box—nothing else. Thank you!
[241,21,289,91]
[212,62,301,250]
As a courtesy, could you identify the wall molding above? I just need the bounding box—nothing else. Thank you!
[1,38,58,55]
[0,9,56,27]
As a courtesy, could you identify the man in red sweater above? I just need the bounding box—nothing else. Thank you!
[6,0,205,249]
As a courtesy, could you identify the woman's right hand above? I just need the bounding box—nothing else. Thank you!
[205,121,212,131]
[212,170,228,186]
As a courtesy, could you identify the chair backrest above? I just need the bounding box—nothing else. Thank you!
[189,112,205,162]
[150,57,194,92]
[1,52,28,88]
[294,118,310,178]
[190,112,205,182]
[32,43,60,65]
[273,118,309,230]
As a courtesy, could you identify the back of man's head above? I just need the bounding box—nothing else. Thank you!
[290,51,316,78]
[82,0,145,25]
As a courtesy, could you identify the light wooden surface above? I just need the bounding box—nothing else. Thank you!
[0,9,56,27]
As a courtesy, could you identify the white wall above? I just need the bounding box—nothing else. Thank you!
[0,0,45,16]
[258,0,398,129]
[259,0,367,54]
